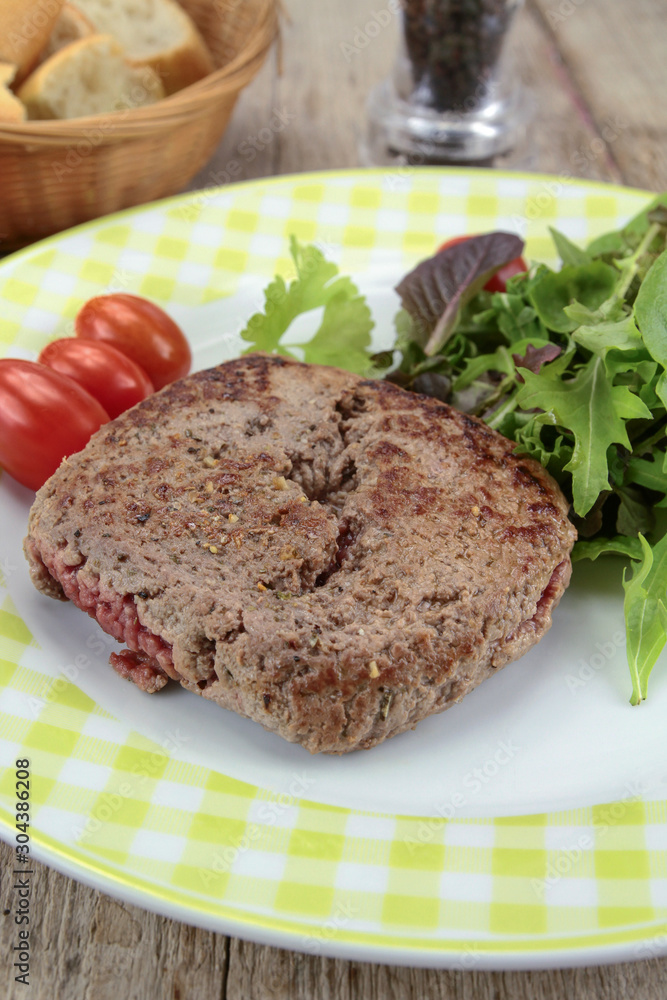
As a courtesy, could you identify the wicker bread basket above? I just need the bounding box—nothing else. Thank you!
[0,0,279,250]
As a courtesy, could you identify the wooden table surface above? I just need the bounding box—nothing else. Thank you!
[2,0,667,996]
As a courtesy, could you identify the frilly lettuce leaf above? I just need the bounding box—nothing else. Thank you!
[240,237,373,374]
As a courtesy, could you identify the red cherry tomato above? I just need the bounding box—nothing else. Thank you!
[75,294,191,390]
[437,236,528,293]
[0,360,109,491]
[484,258,529,293]
[38,338,154,419]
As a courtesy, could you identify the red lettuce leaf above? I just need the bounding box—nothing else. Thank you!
[395,232,525,355]
[513,343,562,380]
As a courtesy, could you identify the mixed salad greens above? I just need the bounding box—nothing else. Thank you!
[240,196,667,705]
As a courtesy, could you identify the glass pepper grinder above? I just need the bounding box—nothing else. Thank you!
[363,0,529,167]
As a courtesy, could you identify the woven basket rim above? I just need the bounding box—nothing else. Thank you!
[0,0,278,143]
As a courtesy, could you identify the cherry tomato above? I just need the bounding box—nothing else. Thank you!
[484,258,529,293]
[437,236,528,293]
[75,293,191,390]
[0,360,109,491]
[39,338,154,419]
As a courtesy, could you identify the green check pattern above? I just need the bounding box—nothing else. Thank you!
[0,170,666,962]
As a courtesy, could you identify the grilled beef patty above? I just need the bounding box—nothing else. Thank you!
[24,354,576,753]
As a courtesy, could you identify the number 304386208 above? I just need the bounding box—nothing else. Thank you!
[15,758,30,862]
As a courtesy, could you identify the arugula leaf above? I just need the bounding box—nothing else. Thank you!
[633,362,661,409]
[497,299,545,345]
[549,227,591,267]
[515,355,651,515]
[240,237,373,373]
[623,533,667,704]
[573,535,643,562]
[573,315,646,364]
[528,262,618,332]
[468,291,546,346]
[627,454,667,492]
[453,347,514,390]
[586,231,626,258]
[395,233,524,356]
[615,486,655,536]
[512,416,572,478]
[655,373,667,412]
[563,297,626,327]
[634,248,667,368]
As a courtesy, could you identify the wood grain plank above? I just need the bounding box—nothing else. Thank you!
[187,45,279,191]
[529,0,667,190]
[189,0,622,186]
[500,2,622,181]
[271,0,399,174]
[224,938,667,1000]
[0,841,229,1000]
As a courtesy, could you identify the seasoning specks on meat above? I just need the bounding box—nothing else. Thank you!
[24,354,576,753]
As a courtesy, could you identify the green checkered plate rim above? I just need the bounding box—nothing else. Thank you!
[1,168,666,970]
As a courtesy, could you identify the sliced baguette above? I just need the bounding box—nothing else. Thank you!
[39,3,95,62]
[18,34,165,120]
[70,0,214,95]
[0,0,66,81]
[0,63,26,124]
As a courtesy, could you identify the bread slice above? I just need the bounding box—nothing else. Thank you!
[0,0,66,81]
[70,0,214,95]
[39,3,95,63]
[18,34,165,120]
[0,63,26,124]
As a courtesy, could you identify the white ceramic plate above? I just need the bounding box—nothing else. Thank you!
[1,169,666,969]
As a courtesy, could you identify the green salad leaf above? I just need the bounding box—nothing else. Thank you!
[572,535,643,563]
[572,315,645,361]
[528,262,618,333]
[297,295,374,372]
[515,355,651,516]
[390,197,667,703]
[395,232,524,355]
[634,248,667,369]
[627,455,667,492]
[548,227,592,267]
[623,534,667,704]
[240,236,373,374]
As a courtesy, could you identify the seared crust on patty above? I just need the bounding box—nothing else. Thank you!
[24,354,576,753]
